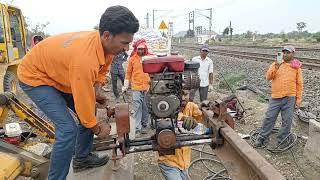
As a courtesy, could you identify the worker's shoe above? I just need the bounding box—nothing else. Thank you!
[141,127,148,134]
[115,97,120,103]
[252,136,268,149]
[135,130,141,137]
[276,133,296,150]
[73,153,109,172]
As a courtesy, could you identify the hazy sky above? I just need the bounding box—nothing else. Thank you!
[8,0,320,35]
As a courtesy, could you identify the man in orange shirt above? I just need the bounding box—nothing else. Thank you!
[17,6,139,179]
[254,46,303,149]
[158,90,202,180]
[122,39,150,135]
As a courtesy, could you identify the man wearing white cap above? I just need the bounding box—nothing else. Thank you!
[190,44,214,102]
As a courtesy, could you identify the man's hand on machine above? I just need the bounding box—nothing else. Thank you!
[181,116,198,131]
[91,121,111,139]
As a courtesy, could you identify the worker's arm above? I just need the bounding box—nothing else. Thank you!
[191,103,203,123]
[296,68,303,107]
[209,73,214,85]
[178,103,203,122]
[191,56,198,61]
[96,65,110,85]
[179,103,203,131]
[122,57,134,92]
[95,82,108,106]
[209,60,214,85]
[69,65,97,128]
[69,63,111,137]
[266,62,279,81]
[125,57,133,81]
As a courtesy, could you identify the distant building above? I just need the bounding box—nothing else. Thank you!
[173,31,188,38]
[195,27,218,44]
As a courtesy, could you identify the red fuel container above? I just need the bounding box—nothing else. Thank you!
[2,136,21,146]
[142,55,185,74]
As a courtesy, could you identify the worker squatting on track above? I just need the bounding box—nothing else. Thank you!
[158,90,203,180]
[17,5,139,180]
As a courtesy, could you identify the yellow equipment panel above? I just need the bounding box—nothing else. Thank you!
[0,152,23,180]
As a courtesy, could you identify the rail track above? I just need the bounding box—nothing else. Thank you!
[205,43,320,52]
[172,44,320,70]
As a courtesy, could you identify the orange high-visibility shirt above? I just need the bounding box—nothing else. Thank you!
[125,53,150,91]
[18,31,113,128]
[266,62,303,106]
[158,102,203,170]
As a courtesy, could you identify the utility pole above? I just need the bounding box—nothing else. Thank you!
[153,9,155,28]
[168,22,173,54]
[188,12,190,30]
[145,13,150,28]
[229,21,232,40]
[188,11,195,37]
[189,11,195,31]
[152,9,172,29]
[195,8,213,41]
[192,10,195,31]
[209,8,212,41]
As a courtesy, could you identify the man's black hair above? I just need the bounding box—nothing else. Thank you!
[34,35,44,42]
[99,6,139,35]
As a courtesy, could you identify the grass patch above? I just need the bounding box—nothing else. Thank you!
[218,72,246,90]
[257,94,269,103]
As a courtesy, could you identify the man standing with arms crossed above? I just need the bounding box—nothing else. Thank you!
[17,6,139,179]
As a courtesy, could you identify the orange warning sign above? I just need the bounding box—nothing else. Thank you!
[159,20,168,30]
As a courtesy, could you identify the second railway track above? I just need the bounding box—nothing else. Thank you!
[173,44,320,70]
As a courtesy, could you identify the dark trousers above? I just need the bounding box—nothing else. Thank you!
[190,86,209,102]
[19,82,93,180]
[111,73,125,99]
[258,96,296,143]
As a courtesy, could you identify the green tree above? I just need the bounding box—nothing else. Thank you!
[24,17,50,47]
[185,29,195,38]
[244,30,253,39]
[296,22,307,32]
[313,32,320,42]
[222,27,229,37]
[30,22,50,37]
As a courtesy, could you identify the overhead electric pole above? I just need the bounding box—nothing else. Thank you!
[189,11,195,31]
[153,9,155,28]
[229,21,232,40]
[145,13,150,28]
[195,8,213,40]
[209,8,212,39]
[152,9,173,29]
[192,10,195,31]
